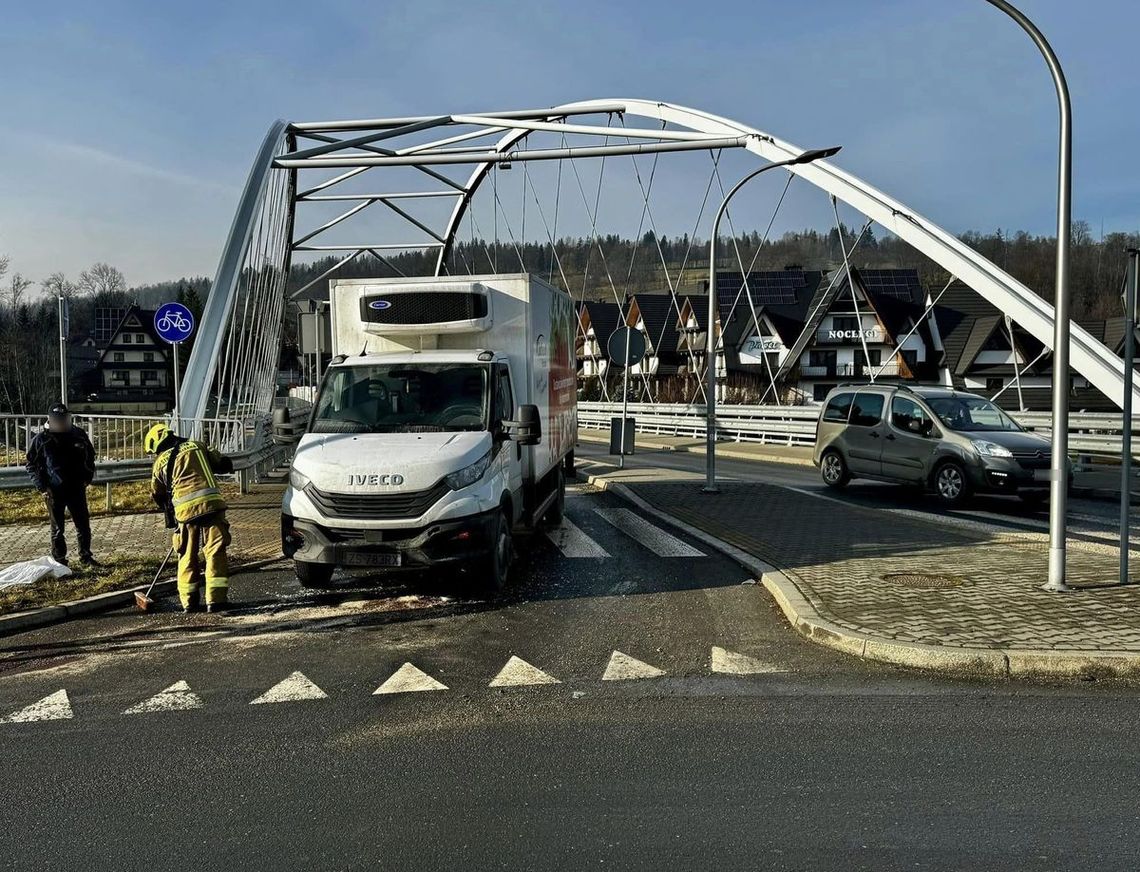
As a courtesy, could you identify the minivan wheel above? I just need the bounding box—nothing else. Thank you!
[933,461,972,507]
[820,450,850,489]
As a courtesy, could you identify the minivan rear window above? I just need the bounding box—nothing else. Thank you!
[822,393,854,423]
[850,393,885,427]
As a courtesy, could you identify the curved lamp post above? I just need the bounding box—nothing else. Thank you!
[984,0,1073,591]
[704,146,841,494]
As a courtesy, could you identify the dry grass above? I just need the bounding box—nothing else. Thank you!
[0,555,164,614]
[0,481,239,525]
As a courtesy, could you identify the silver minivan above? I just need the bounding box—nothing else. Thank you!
[813,384,1066,507]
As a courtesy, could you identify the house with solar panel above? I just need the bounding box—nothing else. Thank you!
[773,268,946,402]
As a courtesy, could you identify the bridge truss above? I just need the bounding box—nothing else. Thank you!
[179,98,1140,431]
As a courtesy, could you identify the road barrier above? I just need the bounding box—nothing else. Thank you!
[577,401,1140,459]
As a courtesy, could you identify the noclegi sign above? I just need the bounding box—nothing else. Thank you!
[827,328,881,341]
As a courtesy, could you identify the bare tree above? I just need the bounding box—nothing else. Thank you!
[78,262,127,299]
[4,273,33,310]
[0,254,8,285]
[42,271,79,301]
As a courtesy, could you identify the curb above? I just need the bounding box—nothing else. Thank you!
[576,430,815,468]
[576,466,1140,680]
[0,554,284,639]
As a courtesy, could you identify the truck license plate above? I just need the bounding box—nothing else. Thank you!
[345,551,402,567]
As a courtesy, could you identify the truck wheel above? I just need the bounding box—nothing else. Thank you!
[295,561,335,588]
[543,468,566,526]
[475,508,513,596]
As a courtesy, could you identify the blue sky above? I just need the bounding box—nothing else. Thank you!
[0,0,1137,287]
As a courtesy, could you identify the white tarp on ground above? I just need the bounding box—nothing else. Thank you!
[0,557,72,589]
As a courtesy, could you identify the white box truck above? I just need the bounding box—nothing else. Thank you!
[281,274,578,592]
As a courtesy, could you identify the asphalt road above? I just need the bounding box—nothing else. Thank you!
[576,440,1139,551]
[3,481,1140,870]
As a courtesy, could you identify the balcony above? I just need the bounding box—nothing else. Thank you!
[798,362,901,379]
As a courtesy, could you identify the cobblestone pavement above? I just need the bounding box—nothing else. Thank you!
[0,484,284,568]
[583,462,1140,653]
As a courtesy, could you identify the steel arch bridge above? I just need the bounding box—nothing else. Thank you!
[179,98,1140,431]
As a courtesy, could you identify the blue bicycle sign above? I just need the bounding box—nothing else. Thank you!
[154,303,195,343]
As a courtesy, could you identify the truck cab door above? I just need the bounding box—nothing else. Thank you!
[493,363,524,503]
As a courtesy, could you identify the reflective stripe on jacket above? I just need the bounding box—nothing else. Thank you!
[151,441,229,523]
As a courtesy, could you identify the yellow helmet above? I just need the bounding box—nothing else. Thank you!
[144,423,171,455]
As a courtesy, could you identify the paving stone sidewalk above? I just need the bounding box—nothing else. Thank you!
[0,484,284,568]
[582,461,1140,655]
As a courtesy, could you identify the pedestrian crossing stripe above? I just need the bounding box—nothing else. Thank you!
[0,689,74,723]
[710,646,787,675]
[250,671,328,705]
[546,518,610,558]
[591,508,705,557]
[374,663,448,695]
[488,655,561,687]
[602,651,666,681]
[124,680,205,715]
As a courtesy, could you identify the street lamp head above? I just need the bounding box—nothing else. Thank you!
[792,146,842,165]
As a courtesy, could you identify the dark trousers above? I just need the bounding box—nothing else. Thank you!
[46,487,92,561]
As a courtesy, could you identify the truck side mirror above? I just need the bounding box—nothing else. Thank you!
[505,404,541,446]
[272,406,305,444]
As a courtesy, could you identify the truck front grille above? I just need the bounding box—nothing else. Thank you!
[304,481,449,520]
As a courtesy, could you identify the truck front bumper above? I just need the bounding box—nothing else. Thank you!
[281,510,497,568]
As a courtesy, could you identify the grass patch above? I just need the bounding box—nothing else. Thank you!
[0,555,165,614]
[0,481,240,525]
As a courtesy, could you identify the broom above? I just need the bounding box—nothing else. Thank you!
[135,546,176,612]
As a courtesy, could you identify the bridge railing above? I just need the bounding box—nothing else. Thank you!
[0,413,250,469]
[577,401,1140,459]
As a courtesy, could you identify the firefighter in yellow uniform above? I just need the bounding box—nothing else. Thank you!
[145,423,235,614]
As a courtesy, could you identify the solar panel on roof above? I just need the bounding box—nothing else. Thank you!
[715,271,805,306]
[859,269,922,300]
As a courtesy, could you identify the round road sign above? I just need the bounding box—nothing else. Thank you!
[154,303,195,344]
[607,327,647,367]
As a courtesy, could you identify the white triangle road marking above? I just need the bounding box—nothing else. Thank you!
[711,646,788,675]
[593,508,705,557]
[250,671,328,705]
[489,655,561,687]
[1,689,74,724]
[602,650,666,681]
[545,518,610,558]
[123,680,205,715]
[374,663,448,695]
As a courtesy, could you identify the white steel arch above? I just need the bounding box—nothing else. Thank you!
[438,98,1139,409]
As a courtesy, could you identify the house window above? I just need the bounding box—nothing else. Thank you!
[122,334,132,344]
[136,334,146,344]
[814,383,838,403]
[854,349,882,367]
[809,349,837,369]
[986,377,1003,394]
[141,370,158,385]
[112,370,129,383]
[901,349,919,370]
[832,316,859,333]
[113,352,125,363]
[144,352,154,363]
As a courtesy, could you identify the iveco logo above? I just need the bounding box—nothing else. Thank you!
[348,474,404,486]
[368,300,392,310]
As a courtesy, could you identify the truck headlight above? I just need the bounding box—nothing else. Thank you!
[446,449,492,491]
[972,440,1012,458]
[289,468,311,490]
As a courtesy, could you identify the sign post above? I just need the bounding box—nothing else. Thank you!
[607,326,647,469]
[154,302,195,433]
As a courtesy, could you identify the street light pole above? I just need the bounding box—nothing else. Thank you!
[704,146,841,494]
[984,0,1073,591]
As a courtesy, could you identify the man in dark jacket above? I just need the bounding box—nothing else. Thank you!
[25,404,98,566]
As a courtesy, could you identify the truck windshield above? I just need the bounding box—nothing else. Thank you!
[310,363,489,434]
[926,396,1022,433]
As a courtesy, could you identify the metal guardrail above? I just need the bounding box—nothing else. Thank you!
[577,401,1140,458]
[0,413,248,467]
